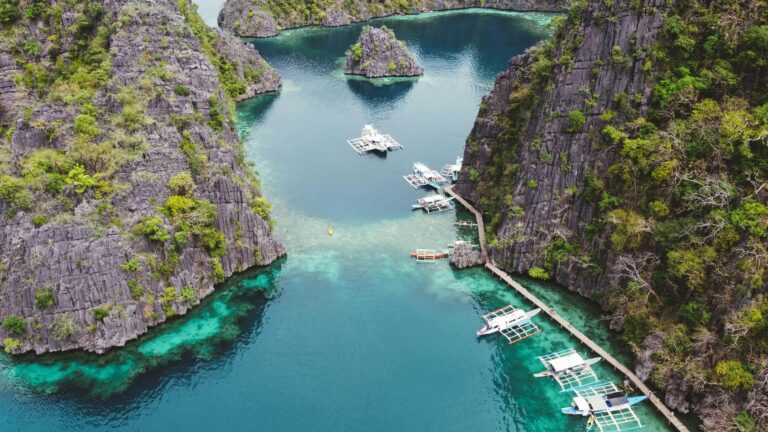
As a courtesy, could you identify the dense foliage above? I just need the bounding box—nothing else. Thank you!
[466,0,768,428]
[0,0,276,352]
[592,3,768,426]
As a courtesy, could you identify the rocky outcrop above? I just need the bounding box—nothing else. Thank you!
[216,31,282,100]
[219,0,570,37]
[456,0,665,289]
[0,0,284,355]
[450,241,485,268]
[457,0,768,427]
[345,26,422,78]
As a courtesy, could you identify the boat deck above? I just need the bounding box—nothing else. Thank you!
[404,174,429,188]
[412,249,448,262]
[538,348,600,391]
[591,406,644,432]
[414,198,454,213]
[347,134,402,155]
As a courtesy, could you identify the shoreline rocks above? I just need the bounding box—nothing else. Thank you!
[345,26,422,78]
[0,0,284,355]
[218,0,570,37]
[450,241,485,269]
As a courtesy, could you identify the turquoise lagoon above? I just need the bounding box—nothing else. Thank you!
[0,8,677,432]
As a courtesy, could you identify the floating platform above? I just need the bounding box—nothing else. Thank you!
[404,162,450,189]
[535,348,601,391]
[347,124,403,155]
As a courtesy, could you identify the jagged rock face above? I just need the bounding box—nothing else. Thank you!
[456,0,666,297]
[219,0,570,37]
[216,31,282,100]
[0,0,284,354]
[449,241,485,269]
[455,0,762,425]
[345,26,422,78]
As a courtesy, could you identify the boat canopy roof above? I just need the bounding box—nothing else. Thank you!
[549,352,585,372]
[574,396,590,412]
[587,395,609,411]
[607,395,629,407]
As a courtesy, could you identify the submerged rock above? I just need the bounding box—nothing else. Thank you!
[345,26,422,78]
[450,241,485,269]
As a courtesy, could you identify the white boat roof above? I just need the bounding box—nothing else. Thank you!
[587,395,609,411]
[420,195,446,203]
[550,352,585,372]
[488,309,525,325]
[574,396,590,412]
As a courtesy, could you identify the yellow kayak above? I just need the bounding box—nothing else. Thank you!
[327,226,334,236]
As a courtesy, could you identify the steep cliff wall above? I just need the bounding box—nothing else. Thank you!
[0,0,284,355]
[345,26,422,78]
[457,0,768,429]
[218,0,569,37]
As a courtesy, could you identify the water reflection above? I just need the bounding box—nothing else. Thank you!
[345,76,418,112]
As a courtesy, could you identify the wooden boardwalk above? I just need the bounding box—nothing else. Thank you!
[444,186,488,260]
[444,185,689,432]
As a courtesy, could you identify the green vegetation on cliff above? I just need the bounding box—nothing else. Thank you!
[466,0,768,427]
[0,0,283,354]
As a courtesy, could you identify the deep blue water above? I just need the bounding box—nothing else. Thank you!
[0,8,677,432]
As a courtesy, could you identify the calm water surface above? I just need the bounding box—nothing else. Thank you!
[0,8,675,432]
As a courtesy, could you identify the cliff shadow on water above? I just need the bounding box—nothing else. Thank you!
[345,77,417,110]
[0,260,285,400]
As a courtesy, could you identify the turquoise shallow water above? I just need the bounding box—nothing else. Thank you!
[0,8,677,432]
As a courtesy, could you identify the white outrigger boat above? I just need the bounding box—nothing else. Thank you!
[347,124,403,155]
[404,162,450,189]
[412,194,454,213]
[477,305,542,344]
[534,348,601,390]
[564,382,647,432]
[562,382,647,416]
[441,156,463,183]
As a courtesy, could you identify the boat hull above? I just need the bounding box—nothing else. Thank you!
[560,395,648,416]
[410,253,447,259]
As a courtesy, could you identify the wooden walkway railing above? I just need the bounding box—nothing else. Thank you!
[444,185,689,432]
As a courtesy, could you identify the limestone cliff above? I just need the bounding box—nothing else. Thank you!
[345,26,422,78]
[218,0,569,37]
[0,0,284,355]
[457,0,768,429]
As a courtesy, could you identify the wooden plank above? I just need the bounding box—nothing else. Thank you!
[443,186,488,260]
[445,185,689,432]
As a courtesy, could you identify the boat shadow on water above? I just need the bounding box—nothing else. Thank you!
[1,259,287,406]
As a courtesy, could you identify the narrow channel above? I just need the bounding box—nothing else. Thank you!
[0,9,677,432]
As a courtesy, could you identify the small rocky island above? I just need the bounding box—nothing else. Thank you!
[345,26,423,78]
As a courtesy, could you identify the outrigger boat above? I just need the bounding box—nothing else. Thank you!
[412,195,454,213]
[562,382,647,416]
[567,383,647,432]
[404,162,450,189]
[455,220,477,228]
[347,124,403,155]
[441,156,463,183]
[410,249,449,261]
[535,348,601,390]
[477,305,542,344]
